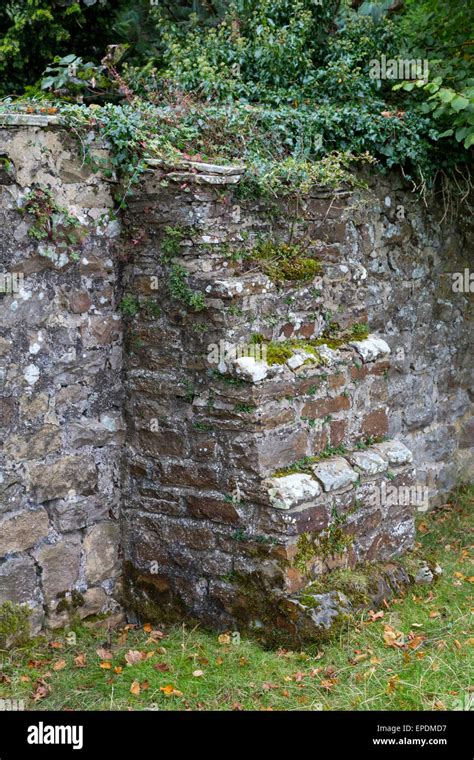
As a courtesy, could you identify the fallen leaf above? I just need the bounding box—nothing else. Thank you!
[262,682,278,691]
[114,666,123,674]
[387,675,399,693]
[96,647,112,660]
[192,669,204,677]
[49,641,63,650]
[52,660,67,671]
[125,650,145,666]
[20,675,31,683]
[160,684,182,697]
[154,662,170,673]
[320,679,338,691]
[218,634,231,645]
[383,624,405,648]
[32,679,50,701]
[130,680,140,696]
[368,609,384,622]
[74,653,87,668]
[143,623,152,633]
[407,635,425,650]
[429,610,441,619]
[100,662,111,670]
[349,653,368,665]
[146,630,165,643]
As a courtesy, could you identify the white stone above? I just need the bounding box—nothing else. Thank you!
[312,457,358,492]
[372,440,413,465]
[286,351,313,370]
[317,344,337,366]
[348,449,387,475]
[265,473,321,510]
[24,364,39,385]
[349,336,391,363]
[234,356,268,383]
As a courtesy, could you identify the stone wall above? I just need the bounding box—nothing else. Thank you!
[0,124,123,631]
[0,122,472,640]
[120,165,472,641]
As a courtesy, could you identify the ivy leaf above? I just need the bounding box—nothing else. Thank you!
[451,96,470,112]
[464,132,474,148]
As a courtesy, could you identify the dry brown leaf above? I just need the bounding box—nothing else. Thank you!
[320,679,338,691]
[368,609,384,622]
[74,653,87,668]
[387,675,399,693]
[192,669,204,678]
[96,647,112,660]
[32,679,50,701]
[52,660,67,671]
[218,633,231,645]
[125,649,145,666]
[383,624,405,648]
[349,653,369,665]
[130,680,140,696]
[100,661,111,670]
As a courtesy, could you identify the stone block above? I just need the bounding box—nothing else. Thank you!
[264,473,321,510]
[27,455,98,502]
[350,336,391,363]
[372,440,413,466]
[84,522,120,584]
[36,534,82,601]
[0,508,49,555]
[312,457,358,492]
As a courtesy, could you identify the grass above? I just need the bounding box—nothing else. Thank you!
[0,486,472,711]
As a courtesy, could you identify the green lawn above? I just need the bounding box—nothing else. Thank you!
[1,486,472,711]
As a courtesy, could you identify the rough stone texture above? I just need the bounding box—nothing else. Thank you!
[84,522,121,584]
[312,457,359,492]
[35,534,82,601]
[265,473,321,510]
[0,125,472,642]
[0,508,49,555]
[0,126,123,629]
